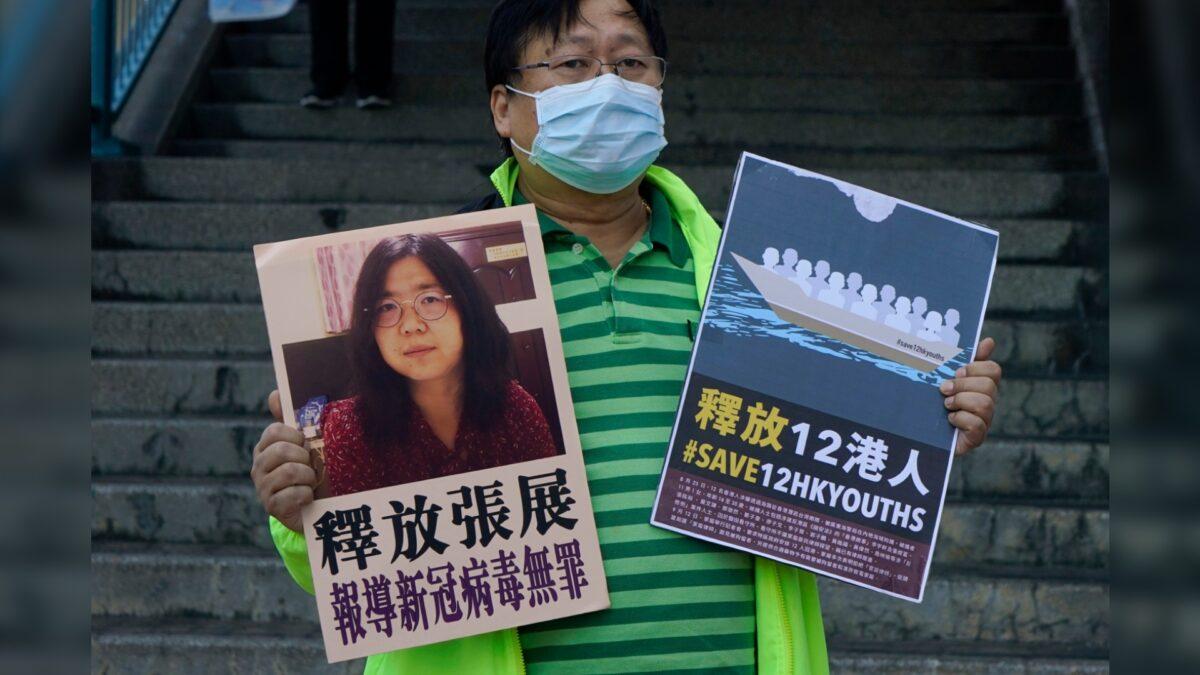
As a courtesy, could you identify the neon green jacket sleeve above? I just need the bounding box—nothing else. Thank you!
[268,515,316,595]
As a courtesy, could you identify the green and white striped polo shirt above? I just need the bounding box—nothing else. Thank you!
[512,187,757,674]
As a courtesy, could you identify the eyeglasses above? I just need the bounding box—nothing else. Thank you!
[367,291,454,328]
[512,55,667,88]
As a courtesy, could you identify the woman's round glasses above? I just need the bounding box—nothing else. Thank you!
[368,291,453,327]
[512,55,667,88]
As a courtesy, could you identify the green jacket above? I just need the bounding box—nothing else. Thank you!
[269,158,829,675]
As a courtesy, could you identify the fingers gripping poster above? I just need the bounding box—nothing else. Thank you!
[255,206,608,661]
[652,153,999,602]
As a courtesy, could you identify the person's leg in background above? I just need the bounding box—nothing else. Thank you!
[353,0,397,108]
[302,0,351,108]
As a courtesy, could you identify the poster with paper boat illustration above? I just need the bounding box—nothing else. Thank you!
[652,153,998,602]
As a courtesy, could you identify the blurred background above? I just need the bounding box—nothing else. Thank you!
[2,0,1175,672]
[1109,2,1200,674]
[0,0,91,672]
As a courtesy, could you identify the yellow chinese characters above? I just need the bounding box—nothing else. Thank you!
[694,387,743,437]
[694,387,789,452]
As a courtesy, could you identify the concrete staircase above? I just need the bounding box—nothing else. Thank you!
[92,0,1109,672]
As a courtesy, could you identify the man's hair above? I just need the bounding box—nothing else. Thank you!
[484,0,669,155]
[348,234,512,450]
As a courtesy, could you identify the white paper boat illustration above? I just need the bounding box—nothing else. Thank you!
[731,253,963,373]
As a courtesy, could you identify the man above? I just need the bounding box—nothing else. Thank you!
[251,1,1003,673]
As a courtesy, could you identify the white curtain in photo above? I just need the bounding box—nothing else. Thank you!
[314,239,380,334]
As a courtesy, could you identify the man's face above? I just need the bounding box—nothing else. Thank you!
[495,0,657,183]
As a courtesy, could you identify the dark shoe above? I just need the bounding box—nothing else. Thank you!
[299,91,337,109]
[355,94,393,110]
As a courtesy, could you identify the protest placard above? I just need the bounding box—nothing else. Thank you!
[652,153,999,602]
[255,205,608,661]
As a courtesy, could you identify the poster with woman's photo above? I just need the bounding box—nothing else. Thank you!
[254,205,608,662]
[652,153,999,602]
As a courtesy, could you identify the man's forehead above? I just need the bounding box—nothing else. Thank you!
[552,30,646,52]
[530,4,650,55]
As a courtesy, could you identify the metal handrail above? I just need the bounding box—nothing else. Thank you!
[91,0,181,155]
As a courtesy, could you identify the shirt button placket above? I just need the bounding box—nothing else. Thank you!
[610,273,619,334]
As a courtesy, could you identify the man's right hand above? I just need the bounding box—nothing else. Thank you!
[250,390,316,533]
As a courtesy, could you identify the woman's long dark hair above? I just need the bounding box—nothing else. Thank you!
[348,234,511,449]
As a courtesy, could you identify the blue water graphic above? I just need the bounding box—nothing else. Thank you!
[706,261,970,388]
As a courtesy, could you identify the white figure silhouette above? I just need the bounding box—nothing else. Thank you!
[776,248,798,276]
[762,247,780,269]
[852,284,878,320]
[843,272,863,306]
[874,284,896,319]
[811,260,831,294]
[941,308,961,348]
[818,272,847,308]
[910,296,928,318]
[792,259,814,295]
[918,311,944,342]
[908,296,928,334]
[885,296,912,333]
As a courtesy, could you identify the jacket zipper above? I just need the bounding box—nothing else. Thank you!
[773,565,794,674]
[513,628,527,675]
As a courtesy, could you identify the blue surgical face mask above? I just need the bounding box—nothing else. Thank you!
[507,73,667,194]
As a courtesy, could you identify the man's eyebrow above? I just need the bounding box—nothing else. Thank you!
[560,33,595,48]
[610,32,647,49]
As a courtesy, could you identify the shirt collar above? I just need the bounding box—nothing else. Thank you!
[512,184,690,267]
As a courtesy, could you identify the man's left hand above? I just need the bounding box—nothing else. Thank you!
[940,337,1002,456]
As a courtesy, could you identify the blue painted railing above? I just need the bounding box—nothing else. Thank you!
[91,0,181,155]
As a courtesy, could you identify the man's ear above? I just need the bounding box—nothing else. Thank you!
[490,85,512,139]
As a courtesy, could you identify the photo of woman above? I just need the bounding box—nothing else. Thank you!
[316,233,559,497]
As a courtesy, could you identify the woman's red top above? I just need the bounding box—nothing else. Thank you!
[319,381,559,496]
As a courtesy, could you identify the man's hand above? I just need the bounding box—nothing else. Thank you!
[250,390,316,533]
[941,337,1002,456]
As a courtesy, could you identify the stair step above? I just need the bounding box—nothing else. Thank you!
[828,644,1107,673]
[91,301,274,357]
[209,39,1076,81]
[90,543,1107,649]
[93,200,457,250]
[89,357,1107,436]
[182,103,1092,157]
[90,248,1105,316]
[92,614,1107,674]
[93,199,1102,262]
[92,616,359,675]
[90,479,1107,568]
[172,138,1095,172]
[90,408,1108,500]
[820,572,1107,652]
[216,39,1083,113]
[93,158,1107,219]
[91,300,1107,375]
[240,7,1068,44]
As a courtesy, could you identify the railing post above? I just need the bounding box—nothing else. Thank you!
[91,0,127,156]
